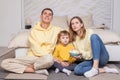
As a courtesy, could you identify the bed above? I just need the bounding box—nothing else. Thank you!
[7,15,120,61]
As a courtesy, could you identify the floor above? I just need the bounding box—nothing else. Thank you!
[0,47,120,80]
[0,62,119,80]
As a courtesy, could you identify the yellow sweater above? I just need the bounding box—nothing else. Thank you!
[73,29,94,60]
[53,43,76,63]
[27,22,62,57]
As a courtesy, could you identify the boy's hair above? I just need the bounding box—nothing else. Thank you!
[57,30,72,44]
[41,8,54,15]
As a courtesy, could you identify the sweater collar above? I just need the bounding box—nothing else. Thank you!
[35,22,52,31]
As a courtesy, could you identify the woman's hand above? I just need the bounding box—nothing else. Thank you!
[74,54,82,59]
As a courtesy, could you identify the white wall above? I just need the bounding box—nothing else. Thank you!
[24,0,112,29]
[0,0,22,46]
[0,0,120,47]
[113,0,120,35]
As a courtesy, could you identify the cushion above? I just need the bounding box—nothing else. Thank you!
[93,29,120,44]
[8,30,30,48]
[51,16,68,29]
[81,14,94,28]
[68,14,94,28]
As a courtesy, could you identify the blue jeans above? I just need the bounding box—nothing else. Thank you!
[74,34,109,75]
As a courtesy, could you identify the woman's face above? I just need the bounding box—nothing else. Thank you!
[71,18,83,32]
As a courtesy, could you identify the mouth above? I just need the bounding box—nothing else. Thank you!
[45,17,49,20]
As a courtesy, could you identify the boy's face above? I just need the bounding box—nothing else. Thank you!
[60,34,70,45]
[41,10,53,24]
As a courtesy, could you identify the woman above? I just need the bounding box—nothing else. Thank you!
[69,16,119,77]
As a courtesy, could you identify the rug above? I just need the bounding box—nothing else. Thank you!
[5,73,47,80]
[89,64,120,80]
[47,70,88,80]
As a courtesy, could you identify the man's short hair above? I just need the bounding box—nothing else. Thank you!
[41,8,54,15]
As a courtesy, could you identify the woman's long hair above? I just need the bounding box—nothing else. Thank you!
[69,16,86,41]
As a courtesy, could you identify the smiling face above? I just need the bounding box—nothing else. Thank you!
[60,33,70,45]
[71,18,83,33]
[41,9,53,24]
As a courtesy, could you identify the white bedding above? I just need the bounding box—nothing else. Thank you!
[15,45,120,61]
[105,45,120,61]
[93,29,120,44]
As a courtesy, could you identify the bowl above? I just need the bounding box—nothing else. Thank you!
[69,50,80,57]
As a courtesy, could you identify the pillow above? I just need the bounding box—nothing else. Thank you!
[8,30,30,48]
[93,29,120,44]
[81,14,94,28]
[51,16,68,29]
[68,14,94,28]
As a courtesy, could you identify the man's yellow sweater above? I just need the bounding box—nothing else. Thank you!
[27,22,62,57]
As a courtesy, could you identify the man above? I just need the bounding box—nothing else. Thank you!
[1,8,62,75]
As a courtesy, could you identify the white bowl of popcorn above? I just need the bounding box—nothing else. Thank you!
[69,50,80,57]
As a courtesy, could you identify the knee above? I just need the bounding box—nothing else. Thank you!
[91,34,98,40]
[1,59,10,69]
[45,55,54,66]
[74,66,83,76]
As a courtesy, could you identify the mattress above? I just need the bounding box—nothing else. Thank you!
[105,45,120,61]
[15,45,120,61]
[15,48,28,58]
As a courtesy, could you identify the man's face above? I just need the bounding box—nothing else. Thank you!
[41,10,53,24]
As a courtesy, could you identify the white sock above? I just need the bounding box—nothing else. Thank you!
[55,68,60,73]
[104,66,119,74]
[84,67,98,77]
[62,68,71,76]
[35,69,49,75]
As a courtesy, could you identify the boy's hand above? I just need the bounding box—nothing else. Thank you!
[54,58,61,63]
[61,61,70,67]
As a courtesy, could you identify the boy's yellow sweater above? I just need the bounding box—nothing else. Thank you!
[53,43,76,63]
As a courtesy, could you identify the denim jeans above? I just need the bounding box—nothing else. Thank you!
[74,34,109,75]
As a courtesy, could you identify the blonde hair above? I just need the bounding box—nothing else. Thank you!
[57,30,72,44]
[69,16,86,41]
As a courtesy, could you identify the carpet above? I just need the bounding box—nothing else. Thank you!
[5,73,47,80]
[47,70,88,80]
[89,64,120,80]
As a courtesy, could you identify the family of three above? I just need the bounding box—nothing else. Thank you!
[1,8,119,77]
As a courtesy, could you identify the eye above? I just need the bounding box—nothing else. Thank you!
[71,22,74,25]
[66,37,69,39]
[48,13,52,16]
[43,12,47,15]
[75,22,79,24]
